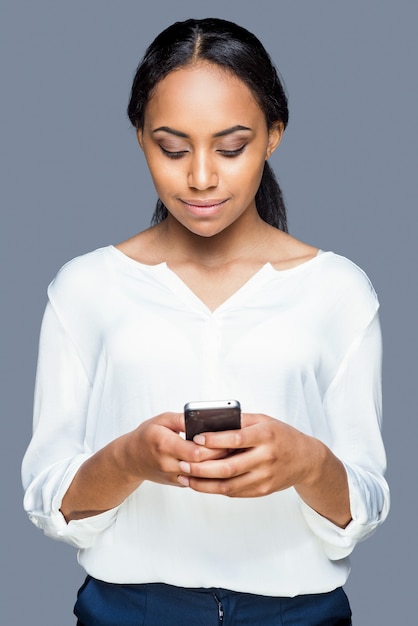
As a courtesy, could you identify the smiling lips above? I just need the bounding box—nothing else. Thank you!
[181,198,228,216]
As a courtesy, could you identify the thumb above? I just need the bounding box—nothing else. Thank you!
[157,411,185,433]
[240,412,271,428]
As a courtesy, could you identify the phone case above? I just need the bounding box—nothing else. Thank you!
[184,400,241,440]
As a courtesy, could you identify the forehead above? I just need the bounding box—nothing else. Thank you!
[144,63,265,131]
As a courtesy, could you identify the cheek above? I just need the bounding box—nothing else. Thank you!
[231,154,266,192]
[220,149,265,180]
[146,157,179,195]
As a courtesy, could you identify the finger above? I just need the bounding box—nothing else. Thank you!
[240,412,271,428]
[184,472,274,498]
[194,415,289,450]
[155,412,185,433]
[192,429,245,450]
[183,476,247,495]
[192,422,263,451]
[180,448,255,479]
[183,453,286,497]
[180,440,230,464]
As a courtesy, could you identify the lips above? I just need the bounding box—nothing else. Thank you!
[182,198,228,207]
[180,198,228,216]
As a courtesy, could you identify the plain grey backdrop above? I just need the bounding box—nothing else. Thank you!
[1,1,417,624]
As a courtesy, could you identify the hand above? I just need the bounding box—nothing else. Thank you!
[176,412,317,497]
[61,412,232,522]
[123,412,229,488]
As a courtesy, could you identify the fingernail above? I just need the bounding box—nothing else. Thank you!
[193,434,205,445]
[177,475,189,487]
[179,461,191,473]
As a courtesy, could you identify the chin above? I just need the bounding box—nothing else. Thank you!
[189,227,224,239]
[172,217,228,238]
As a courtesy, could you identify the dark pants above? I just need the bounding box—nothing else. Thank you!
[75,577,352,625]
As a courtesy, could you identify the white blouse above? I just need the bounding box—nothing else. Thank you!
[22,246,389,597]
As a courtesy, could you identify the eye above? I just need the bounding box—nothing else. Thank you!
[218,144,247,158]
[159,146,188,160]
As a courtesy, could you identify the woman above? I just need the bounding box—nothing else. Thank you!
[22,18,389,625]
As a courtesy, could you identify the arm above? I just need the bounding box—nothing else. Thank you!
[302,312,389,554]
[23,303,222,532]
[60,411,223,522]
[177,414,351,527]
[22,302,104,547]
[178,313,389,548]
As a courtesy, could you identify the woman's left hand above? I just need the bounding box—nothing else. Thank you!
[178,413,351,527]
[178,413,313,497]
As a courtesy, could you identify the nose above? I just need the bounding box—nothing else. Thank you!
[187,150,218,190]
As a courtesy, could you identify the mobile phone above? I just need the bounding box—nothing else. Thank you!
[184,400,241,441]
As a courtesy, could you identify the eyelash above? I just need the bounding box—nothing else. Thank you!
[159,147,186,159]
[159,145,247,160]
[219,145,247,158]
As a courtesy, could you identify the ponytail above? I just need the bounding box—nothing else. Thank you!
[255,162,288,232]
[151,199,168,226]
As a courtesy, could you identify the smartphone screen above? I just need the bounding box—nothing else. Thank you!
[184,400,241,441]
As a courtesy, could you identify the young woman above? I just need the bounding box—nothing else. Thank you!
[22,18,389,625]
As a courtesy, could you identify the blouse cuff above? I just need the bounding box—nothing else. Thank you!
[299,463,389,560]
[25,455,121,549]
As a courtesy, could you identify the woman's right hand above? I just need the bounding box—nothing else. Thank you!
[123,412,228,486]
[60,411,227,522]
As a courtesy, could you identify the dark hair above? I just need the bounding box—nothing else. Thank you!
[127,18,289,231]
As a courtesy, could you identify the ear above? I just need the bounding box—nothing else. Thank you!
[266,121,284,160]
[136,128,144,150]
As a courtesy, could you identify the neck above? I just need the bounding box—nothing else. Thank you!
[157,210,274,268]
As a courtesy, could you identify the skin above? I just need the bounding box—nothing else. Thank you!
[60,63,351,528]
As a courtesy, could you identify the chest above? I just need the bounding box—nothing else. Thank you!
[166,262,269,312]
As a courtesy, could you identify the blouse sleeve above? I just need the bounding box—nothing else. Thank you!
[22,301,121,549]
[300,311,390,559]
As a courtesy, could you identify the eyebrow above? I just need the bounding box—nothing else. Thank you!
[152,125,252,138]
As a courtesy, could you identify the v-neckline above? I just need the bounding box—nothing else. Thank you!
[159,261,277,314]
[108,245,326,315]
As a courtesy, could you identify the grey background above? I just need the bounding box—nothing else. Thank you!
[1,1,416,624]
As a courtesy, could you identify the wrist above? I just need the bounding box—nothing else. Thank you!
[295,435,328,490]
[110,431,145,486]
[294,435,351,527]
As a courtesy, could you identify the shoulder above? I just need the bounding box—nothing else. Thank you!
[317,252,378,301]
[311,252,379,336]
[50,246,111,285]
[47,246,113,307]
[269,231,376,300]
